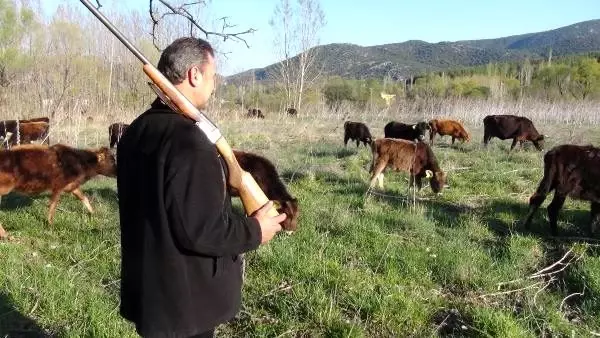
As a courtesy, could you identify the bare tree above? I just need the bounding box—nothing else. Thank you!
[294,0,325,110]
[270,0,325,111]
[269,0,295,108]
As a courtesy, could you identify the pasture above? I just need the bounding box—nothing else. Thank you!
[1,100,600,337]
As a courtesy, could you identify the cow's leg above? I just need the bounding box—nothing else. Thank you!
[590,202,600,236]
[0,174,16,207]
[356,139,360,148]
[523,192,547,229]
[368,162,387,190]
[452,136,456,145]
[510,138,518,152]
[483,130,490,146]
[344,135,349,147]
[72,188,94,214]
[547,193,566,236]
[48,190,63,224]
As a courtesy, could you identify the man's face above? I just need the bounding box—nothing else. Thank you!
[194,54,216,110]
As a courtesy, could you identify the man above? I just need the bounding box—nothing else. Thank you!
[116,37,286,338]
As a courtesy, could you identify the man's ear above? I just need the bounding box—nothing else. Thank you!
[188,65,203,87]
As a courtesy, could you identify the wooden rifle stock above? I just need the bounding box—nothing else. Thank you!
[80,0,278,218]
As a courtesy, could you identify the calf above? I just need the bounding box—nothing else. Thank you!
[523,144,600,236]
[286,107,298,117]
[428,119,470,145]
[108,123,129,148]
[0,144,116,237]
[384,121,430,142]
[230,150,299,231]
[246,108,265,119]
[483,114,545,151]
[0,118,51,148]
[368,138,447,194]
[343,121,373,147]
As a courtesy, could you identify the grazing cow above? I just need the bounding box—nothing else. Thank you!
[286,107,298,117]
[384,121,430,142]
[523,144,600,236]
[343,121,373,147]
[0,144,116,237]
[368,138,447,194]
[428,119,470,145]
[0,119,50,148]
[483,114,545,151]
[108,122,129,148]
[230,150,299,231]
[246,108,265,119]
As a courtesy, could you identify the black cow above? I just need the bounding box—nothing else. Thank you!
[108,123,130,148]
[384,121,430,142]
[286,108,298,117]
[523,144,600,236]
[247,108,265,119]
[343,121,373,147]
[483,114,545,151]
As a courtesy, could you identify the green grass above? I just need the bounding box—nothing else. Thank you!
[1,116,600,337]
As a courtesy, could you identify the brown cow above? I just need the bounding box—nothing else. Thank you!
[428,119,470,145]
[483,114,545,152]
[0,118,50,148]
[368,138,447,194]
[230,149,299,231]
[108,123,129,148]
[523,144,600,236]
[0,144,116,238]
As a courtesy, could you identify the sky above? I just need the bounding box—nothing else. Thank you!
[44,0,600,76]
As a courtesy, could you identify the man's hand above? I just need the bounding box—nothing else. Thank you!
[252,201,286,244]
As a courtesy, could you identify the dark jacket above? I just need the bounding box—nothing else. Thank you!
[116,99,262,338]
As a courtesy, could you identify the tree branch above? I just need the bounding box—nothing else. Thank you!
[149,0,256,51]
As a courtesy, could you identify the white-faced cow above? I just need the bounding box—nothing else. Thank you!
[384,121,430,142]
[368,138,447,194]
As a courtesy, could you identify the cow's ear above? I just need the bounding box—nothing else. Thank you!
[425,170,433,178]
[412,125,417,130]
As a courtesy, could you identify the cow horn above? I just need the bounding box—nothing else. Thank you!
[425,170,433,178]
[412,125,417,130]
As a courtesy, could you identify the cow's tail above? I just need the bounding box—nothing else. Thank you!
[524,149,557,227]
[530,150,557,205]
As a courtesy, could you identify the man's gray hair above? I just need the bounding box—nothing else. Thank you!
[157,37,215,84]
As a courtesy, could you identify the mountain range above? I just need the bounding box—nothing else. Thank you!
[226,19,600,83]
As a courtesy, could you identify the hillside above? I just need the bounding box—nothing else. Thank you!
[226,19,600,82]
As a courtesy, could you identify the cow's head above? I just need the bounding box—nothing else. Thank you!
[96,146,117,177]
[462,131,471,143]
[413,121,430,141]
[426,170,447,194]
[533,135,545,151]
[275,198,299,232]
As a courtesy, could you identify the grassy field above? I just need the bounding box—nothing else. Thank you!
[1,104,600,337]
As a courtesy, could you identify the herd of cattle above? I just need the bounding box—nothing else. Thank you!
[344,114,598,236]
[0,112,597,239]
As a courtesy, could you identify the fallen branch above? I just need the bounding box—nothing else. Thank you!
[559,290,584,314]
[479,280,546,298]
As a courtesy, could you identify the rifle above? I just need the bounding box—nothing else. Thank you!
[79,0,278,218]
